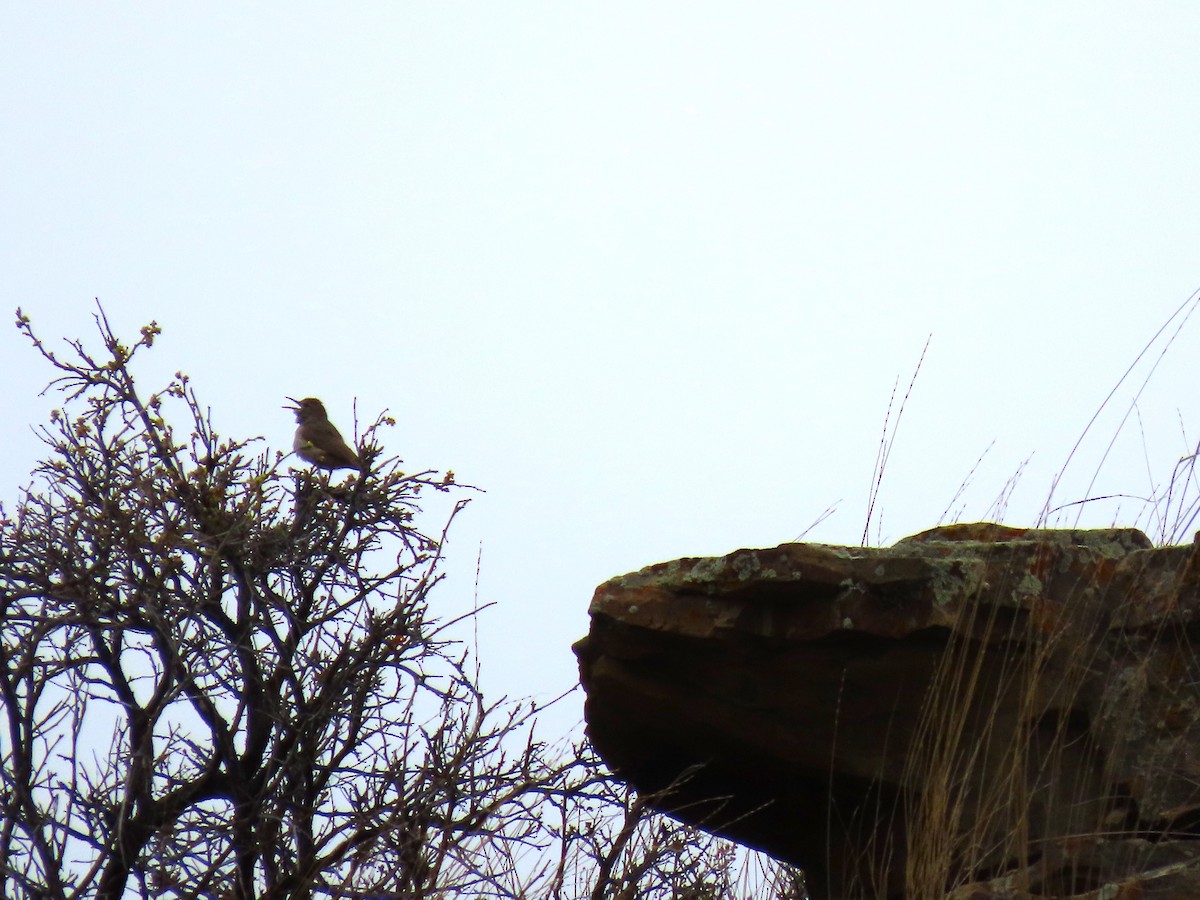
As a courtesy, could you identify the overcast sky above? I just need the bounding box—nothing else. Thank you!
[4,4,1200,735]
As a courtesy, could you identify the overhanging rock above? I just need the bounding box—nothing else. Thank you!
[573,523,1200,899]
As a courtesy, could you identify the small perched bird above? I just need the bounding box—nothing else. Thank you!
[286,397,363,471]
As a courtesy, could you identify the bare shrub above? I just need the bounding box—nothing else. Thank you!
[0,307,802,900]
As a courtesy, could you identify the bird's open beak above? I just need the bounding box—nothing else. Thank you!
[284,397,300,410]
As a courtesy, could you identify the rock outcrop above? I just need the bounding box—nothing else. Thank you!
[573,524,1200,899]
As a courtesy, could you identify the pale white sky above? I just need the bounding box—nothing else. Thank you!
[3,4,1200,734]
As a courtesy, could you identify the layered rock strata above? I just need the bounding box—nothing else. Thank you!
[574,524,1200,899]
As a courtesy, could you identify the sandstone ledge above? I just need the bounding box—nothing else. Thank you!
[574,524,1200,899]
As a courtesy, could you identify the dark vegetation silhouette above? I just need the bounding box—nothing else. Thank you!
[0,308,803,899]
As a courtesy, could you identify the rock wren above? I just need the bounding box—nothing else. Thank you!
[286,397,363,471]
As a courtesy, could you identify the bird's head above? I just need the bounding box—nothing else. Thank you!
[285,397,328,424]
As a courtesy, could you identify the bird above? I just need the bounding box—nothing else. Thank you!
[285,397,363,471]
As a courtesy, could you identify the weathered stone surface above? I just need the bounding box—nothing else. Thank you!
[573,524,1200,899]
